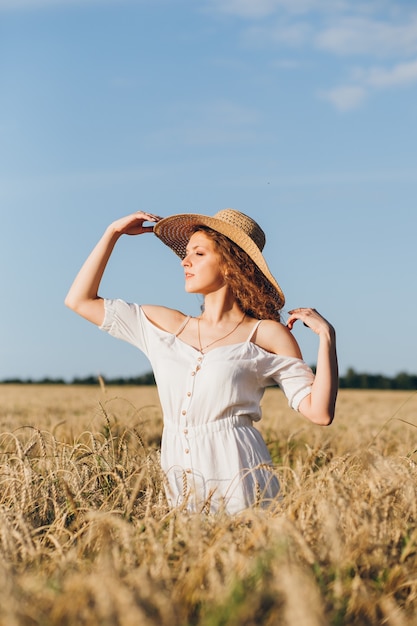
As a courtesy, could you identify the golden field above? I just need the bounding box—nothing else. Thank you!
[1,384,417,625]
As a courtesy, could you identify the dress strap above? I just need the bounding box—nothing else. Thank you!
[174,315,192,337]
[246,320,262,342]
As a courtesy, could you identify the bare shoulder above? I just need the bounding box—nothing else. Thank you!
[254,319,302,359]
[141,304,188,333]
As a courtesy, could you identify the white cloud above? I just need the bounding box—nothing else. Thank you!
[206,0,349,19]
[365,59,417,87]
[8,0,417,115]
[321,57,417,111]
[206,0,417,111]
[234,9,417,59]
[316,15,417,58]
[320,85,367,111]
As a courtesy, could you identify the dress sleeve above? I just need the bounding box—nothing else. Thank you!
[99,298,150,357]
[260,354,315,411]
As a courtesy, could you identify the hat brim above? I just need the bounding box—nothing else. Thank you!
[154,213,285,308]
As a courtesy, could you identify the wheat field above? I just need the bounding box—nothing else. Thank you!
[1,384,417,626]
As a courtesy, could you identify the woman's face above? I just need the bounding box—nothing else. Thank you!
[181,231,225,295]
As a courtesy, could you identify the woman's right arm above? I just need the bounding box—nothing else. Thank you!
[64,211,160,326]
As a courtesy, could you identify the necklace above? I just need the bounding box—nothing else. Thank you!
[197,312,246,353]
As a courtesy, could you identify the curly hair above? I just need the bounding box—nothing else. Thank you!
[191,225,282,322]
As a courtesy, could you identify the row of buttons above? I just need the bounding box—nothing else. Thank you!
[182,356,204,475]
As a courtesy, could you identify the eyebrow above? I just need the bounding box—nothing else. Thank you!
[185,243,209,254]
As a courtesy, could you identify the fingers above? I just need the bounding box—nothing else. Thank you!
[286,308,333,336]
[136,212,163,234]
[287,307,317,321]
[288,307,316,315]
[112,211,163,236]
[286,308,320,332]
[125,211,164,234]
[135,211,162,222]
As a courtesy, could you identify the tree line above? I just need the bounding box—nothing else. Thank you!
[0,372,156,386]
[1,368,416,390]
[339,368,417,390]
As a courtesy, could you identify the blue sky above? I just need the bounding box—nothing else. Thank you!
[0,0,416,381]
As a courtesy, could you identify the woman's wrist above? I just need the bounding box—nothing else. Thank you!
[318,324,336,344]
[105,223,124,240]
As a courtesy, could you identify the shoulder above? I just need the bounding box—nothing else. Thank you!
[254,319,302,359]
[141,304,189,333]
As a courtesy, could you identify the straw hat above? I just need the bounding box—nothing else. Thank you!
[153,208,285,308]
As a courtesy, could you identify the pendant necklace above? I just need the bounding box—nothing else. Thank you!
[197,312,246,354]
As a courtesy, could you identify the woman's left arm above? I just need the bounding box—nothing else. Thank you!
[286,308,338,426]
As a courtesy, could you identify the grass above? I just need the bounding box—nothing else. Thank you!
[0,385,417,625]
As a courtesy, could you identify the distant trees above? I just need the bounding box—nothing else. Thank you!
[0,377,67,385]
[95,372,156,386]
[0,372,156,386]
[1,368,416,390]
[339,367,417,390]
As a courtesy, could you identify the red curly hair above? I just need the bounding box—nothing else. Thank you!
[191,225,283,323]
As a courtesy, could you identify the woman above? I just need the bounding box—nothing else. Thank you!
[65,209,338,514]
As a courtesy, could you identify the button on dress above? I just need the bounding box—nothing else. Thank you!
[100,299,315,514]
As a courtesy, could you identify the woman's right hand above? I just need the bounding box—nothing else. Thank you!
[110,211,162,237]
[65,211,162,326]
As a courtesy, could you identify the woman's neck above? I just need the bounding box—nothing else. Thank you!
[200,293,243,325]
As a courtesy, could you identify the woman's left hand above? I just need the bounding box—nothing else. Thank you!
[286,308,334,337]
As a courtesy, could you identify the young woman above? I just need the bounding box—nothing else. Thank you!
[65,209,338,514]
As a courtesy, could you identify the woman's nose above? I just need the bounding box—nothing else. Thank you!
[181,254,190,267]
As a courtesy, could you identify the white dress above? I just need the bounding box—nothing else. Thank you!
[100,299,314,514]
